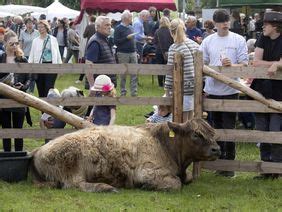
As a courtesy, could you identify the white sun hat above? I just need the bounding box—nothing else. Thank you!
[91,75,114,92]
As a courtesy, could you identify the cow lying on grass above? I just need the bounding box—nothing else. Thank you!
[30,119,220,192]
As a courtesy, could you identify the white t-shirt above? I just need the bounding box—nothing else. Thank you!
[199,31,248,96]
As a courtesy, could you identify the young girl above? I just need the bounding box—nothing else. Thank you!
[146,105,172,123]
[89,75,116,125]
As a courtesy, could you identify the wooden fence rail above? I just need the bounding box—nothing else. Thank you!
[1,56,282,176]
[0,97,172,108]
[193,51,282,177]
[0,63,172,75]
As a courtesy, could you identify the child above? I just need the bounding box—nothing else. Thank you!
[40,88,63,129]
[89,75,116,125]
[146,105,172,123]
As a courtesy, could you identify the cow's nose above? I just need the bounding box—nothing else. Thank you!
[211,147,221,156]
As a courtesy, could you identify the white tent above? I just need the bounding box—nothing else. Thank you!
[0,11,16,18]
[32,0,79,21]
[0,4,46,15]
[106,12,122,21]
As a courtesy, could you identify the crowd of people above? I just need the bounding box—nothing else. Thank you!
[0,8,281,179]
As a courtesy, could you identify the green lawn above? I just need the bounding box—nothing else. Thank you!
[0,74,281,211]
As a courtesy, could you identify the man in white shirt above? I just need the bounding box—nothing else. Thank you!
[199,9,248,177]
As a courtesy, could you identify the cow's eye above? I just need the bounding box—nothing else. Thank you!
[191,132,200,140]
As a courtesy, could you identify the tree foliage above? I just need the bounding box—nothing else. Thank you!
[201,0,217,8]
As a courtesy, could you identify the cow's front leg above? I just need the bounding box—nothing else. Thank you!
[63,175,118,193]
[77,182,119,193]
[136,168,182,191]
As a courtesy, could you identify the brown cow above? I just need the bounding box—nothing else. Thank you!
[30,119,220,192]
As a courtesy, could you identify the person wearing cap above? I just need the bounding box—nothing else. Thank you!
[85,16,117,88]
[89,75,116,126]
[199,9,248,177]
[28,20,62,98]
[251,11,282,179]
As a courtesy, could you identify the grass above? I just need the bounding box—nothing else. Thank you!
[0,74,281,211]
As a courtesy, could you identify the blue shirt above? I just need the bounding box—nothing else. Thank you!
[85,40,100,63]
[133,17,145,43]
[186,27,202,41]
[93,105,116,125]
[114,23,136,53]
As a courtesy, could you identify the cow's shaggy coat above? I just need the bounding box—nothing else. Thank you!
[30,119,220,192]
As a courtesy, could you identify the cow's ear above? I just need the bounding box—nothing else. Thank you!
[167,122,185,134]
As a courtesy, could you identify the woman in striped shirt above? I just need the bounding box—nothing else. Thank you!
[164,18,199,121]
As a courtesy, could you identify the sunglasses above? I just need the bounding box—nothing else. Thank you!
[9,42,19,46]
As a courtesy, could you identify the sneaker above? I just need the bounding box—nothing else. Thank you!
[75,80,82,84]
[144,111,154,118]
[215,171,235,178]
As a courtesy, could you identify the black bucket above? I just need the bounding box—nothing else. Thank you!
[0,151,32,182]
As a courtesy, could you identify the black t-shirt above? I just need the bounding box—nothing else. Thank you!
[251,34,282,101]
[256,34,282,61]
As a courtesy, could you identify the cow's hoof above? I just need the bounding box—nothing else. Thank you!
[111,188,119,193]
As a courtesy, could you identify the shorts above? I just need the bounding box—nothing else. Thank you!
[183,95,194,112]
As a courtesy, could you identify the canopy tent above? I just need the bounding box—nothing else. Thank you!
[219,0,282,7]
[80,0,177,12]
[0,11,16,18]
[0,4,46,15]
[31,0,79,21]
[106,12,122,21]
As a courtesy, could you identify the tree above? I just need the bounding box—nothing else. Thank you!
[201,0,217,8]
[32,0,80,10]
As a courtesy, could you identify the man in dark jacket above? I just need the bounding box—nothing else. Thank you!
[251,11,282,179]
[85,16,116,88]
[114,10,138,97]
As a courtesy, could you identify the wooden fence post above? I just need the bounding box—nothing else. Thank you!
[172,53,184,123]
[193,51,204,179]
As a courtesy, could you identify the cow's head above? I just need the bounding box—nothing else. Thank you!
[167,118,220,161]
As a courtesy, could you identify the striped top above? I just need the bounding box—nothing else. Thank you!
[147,112,172,123]
[164,39,199,95]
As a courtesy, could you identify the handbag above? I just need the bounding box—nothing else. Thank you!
[157,32,168,62]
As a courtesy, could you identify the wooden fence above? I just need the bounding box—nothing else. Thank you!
[193,51,282,176]
[0,59,180,138]
[0,52,281,176]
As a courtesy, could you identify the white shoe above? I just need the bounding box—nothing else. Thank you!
[75,80,82,84]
